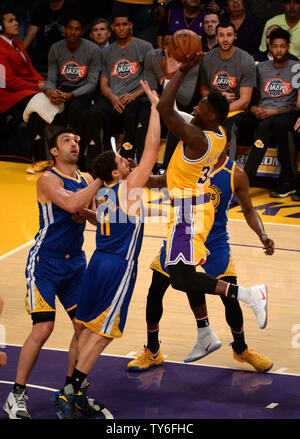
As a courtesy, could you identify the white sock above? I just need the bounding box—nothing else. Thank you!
[237,286,251,304]
[197,326,212,338]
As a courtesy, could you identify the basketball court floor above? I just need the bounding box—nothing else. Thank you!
[1,161,300,422]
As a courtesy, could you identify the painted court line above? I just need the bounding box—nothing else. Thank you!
[0,240,34,261]
[266,403,279,409]
[0,380,57,392]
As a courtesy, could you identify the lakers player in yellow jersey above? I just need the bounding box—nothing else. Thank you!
[155,54,270,340]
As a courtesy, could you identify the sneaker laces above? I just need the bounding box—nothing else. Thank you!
[136,346,155,363]
[14,390,28,410]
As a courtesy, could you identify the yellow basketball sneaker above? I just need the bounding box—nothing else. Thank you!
[127,346,164,371]
[232,346,273,373]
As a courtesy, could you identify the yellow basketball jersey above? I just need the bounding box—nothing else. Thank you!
[165,126,227,267]
[166,126,227,198]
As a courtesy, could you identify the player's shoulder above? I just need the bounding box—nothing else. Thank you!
[233,161,248,185]
[235,47,256,64]
[80,172,94,184]
[36,169,62,190]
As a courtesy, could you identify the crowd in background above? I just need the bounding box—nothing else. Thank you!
[0,0,300,200]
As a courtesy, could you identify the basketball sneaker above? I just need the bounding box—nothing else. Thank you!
[184,329,222,363]
[3,388,31,419]
[50,384,78,419]
[232,345,273,373]
[244,284,268,329]
[26,160,53,174]
[127,346,164,371]
[75,381,107,417]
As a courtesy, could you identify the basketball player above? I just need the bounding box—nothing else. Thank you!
[4,129,103,419]
[155,53,269,334]
[49,80,162,419]
[127,131,274,373]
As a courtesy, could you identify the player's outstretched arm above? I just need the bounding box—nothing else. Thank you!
[234,166,274,255]
[127,80,161,192]
[157,53,207,154]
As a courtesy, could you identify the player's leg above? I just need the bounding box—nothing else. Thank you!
[4,313,55,419]
[50,260,108,418]
[220,276,273,372]
[183,289,221,363]
[168,262,268,330]
[51,252,133,418]
[127,269,170,371]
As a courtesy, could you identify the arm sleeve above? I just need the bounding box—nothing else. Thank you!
[45,45,58,89]
[72,47,101,98]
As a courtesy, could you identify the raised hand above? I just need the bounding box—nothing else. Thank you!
[140,79,159,107]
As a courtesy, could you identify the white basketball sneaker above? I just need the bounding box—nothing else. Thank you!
[245,284,268,329]
[3,389,31,419]
[184,329,222,363]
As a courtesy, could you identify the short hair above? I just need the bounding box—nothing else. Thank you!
[216,20,236,34]
[269,27,291,45]
[63,14,86,29]
[89,18,111,32]
[48,128,79,163]
[0,10,13,31]
[93,150,118,183]
[112,13,133,23]
[207,91,229,124]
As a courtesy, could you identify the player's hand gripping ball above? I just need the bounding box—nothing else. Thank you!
[168,29,203,63]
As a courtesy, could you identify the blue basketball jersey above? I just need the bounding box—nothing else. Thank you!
[205,157,236,249]
[32,167,90,258]
[95,181,144,261]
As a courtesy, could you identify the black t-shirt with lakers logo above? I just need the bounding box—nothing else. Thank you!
[101,37,153,97]
[200,47,257,99]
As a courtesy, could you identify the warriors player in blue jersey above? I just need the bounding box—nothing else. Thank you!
[49,80,162,419]
[4,129,103,419]
[127,131,275,374]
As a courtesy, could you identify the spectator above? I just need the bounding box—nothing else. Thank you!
[246,0,284,24]
[30,15,101,172]
[202,12,220,51]
[144,34,201,171]
[201,0,227,15]
[0,296,7,368]
[89,18,111,50]
[259,0,300,59]
[255,24,298,62]
[240,28,300,197]
[84,15,153,162]
[22,0,81,73]
[111,0,166,44]
[157,0,206,48]
[0,10,50,170]
[3,0,37,42]
[200,20,256,132]
[224,0,263,55]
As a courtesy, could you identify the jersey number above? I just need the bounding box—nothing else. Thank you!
[197,166,211,185]
[100,212,110,236]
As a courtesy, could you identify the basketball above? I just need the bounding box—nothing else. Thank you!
[168,29,202,63]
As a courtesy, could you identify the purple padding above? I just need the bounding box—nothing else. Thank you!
[1,345,300,419]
